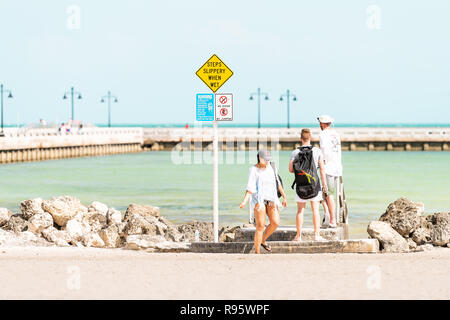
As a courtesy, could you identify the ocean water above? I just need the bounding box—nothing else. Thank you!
[0,151,449,238]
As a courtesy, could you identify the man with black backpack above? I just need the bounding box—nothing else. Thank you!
[289,129,328,241]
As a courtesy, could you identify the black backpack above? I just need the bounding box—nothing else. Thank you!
[291,146,321,199]
[269,162,283,198]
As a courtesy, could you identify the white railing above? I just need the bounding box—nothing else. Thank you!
[143,127,450,142]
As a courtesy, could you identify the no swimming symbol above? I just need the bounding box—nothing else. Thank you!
[219,96,227,104]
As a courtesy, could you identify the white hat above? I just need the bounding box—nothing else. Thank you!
[317,115,334,123]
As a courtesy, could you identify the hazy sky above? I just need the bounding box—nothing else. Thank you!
[0,0,449,125]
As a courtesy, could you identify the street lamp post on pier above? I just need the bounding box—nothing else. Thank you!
[0,84,13,137]
[63,87,82,121]
[100,91,118,127]
[279,89,297,129]
[249,87,269,129]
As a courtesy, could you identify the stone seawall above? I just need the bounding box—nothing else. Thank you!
[0,196,240,252]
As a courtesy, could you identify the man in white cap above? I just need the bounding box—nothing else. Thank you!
[317,115,342,228]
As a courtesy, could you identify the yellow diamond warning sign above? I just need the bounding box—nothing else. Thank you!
[196,54,233,93]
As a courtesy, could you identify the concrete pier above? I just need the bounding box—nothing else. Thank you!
[0,127,143,164]
[142,127,450,151]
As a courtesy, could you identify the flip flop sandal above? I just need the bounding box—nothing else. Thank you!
[261,243,272,252]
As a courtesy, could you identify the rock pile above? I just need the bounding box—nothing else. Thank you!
[0,196,242,252]
[367,198,450,253]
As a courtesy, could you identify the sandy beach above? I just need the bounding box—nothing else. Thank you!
[0,246,449,300]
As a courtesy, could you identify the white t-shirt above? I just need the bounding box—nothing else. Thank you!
[290,146,323,169]
[319,129,343,177]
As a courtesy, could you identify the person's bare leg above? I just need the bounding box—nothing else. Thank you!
[311,201,321,237]
[326,194,336,225]
[262,202,280,245]
[254,204,266,254]
[294,202,305,241]
[321,200,329,226]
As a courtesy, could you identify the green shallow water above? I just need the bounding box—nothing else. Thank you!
[0,151,449,238]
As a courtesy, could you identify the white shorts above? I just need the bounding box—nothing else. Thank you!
[295,191,323,203]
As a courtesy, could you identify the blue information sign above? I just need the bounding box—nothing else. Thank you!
[196,93,214,121]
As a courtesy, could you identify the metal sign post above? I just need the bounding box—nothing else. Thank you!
[196,54,233,243]
[212,120,219,242]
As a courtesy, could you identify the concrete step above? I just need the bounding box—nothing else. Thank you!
[190,239,379,254]
[234,226,346,242]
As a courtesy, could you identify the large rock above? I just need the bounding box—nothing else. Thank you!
[177,221,214,242]
[42,226,71,246]
[406,238,417,251]
[159,216,183,242]
[379,198,423,237]
[5,214,28,233]
[415,244,434,252]
[223,233,235,242]
[0,208,12,227]
[20,198,45,220]
[0,229,51,247]
[82,232,105,248]
[123,204,160,221]
[18,231,39,242]
[151,242,191,253]
[430,212,450,246]
[122,214,165,236]
[125,234,166,250]
[64,218,91,242]
[42,196,87,227]
[28,212,54,234]
[175,221,240,242]
[117,221,128,238]
[411,215,433,245]
[82,212,107,233]
[412,227,431,245]
[88,201,109,216]
[99,225,121,248]
[367,221,409,253]
[219,225,241,242]
[106,208,122,226]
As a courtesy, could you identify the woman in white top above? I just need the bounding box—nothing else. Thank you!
[239,149,287,253]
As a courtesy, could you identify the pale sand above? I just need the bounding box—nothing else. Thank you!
[0,246,449,300]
